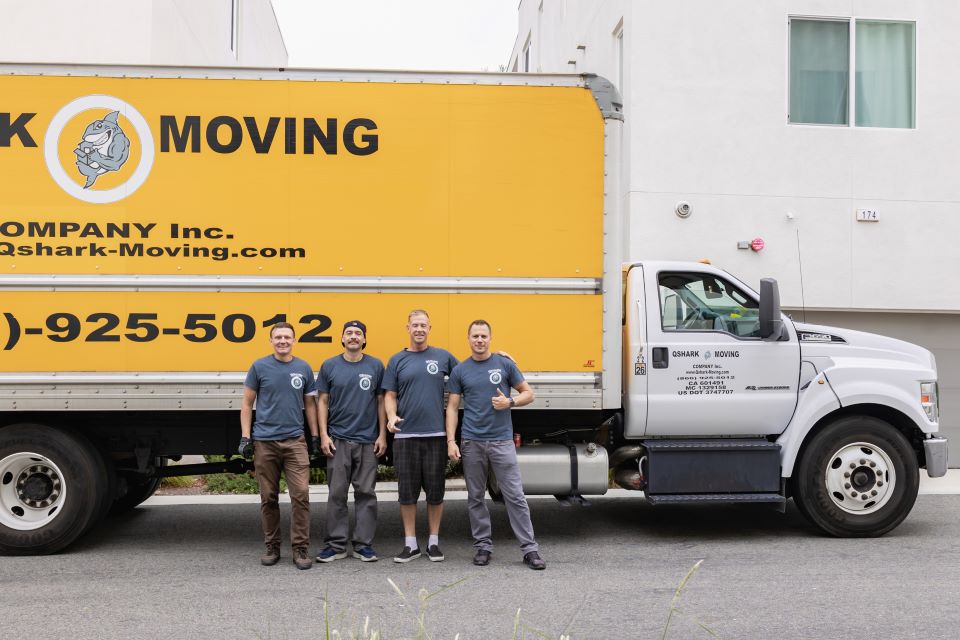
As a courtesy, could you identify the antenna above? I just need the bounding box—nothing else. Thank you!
[795,228,807,323]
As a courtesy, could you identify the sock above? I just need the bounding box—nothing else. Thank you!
[405,536,418,550]
[428,534,439,548]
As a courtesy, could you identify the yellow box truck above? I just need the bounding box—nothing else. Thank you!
[0,64,945,553]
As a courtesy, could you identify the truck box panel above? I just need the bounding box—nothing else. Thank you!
[0,290,601,372]
[0,75,603,278]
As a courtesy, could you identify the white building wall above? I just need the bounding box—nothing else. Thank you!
[0,0,286,67]
[511,0,958,313]
[511,0,959,461]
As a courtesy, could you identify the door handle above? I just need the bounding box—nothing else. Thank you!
[652,347,669,369]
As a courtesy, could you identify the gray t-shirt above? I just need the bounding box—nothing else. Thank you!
[244,355,318,441]
[448,353,524,441]
[382,346,458,438]
[316,354,384,444]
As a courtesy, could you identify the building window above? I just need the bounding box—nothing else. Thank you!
[613,20,624,93]
[522,35,532,72]
[856,21,915,128]
[789,18,915,128]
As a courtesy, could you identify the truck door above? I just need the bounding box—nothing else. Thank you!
[643,269,800,436]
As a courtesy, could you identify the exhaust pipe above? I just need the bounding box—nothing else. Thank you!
[610,445,646,491]
[609,444,643,468]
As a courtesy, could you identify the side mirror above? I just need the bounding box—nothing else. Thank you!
[759,278,783,341]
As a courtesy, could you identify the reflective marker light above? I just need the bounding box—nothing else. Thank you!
[920,382,939,422]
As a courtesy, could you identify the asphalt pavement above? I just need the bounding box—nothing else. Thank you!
[2,474,960,639]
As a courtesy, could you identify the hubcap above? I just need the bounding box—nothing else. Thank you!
[824,442,895,515]
[0,453,68,530]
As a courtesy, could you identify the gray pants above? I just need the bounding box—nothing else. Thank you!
[325,439,378,552]
[461,439,539,554]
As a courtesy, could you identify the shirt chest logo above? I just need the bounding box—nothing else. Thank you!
[290,373,304,390]
[358,374,372,391]
[488,369,503,385]
[426,360,439,375]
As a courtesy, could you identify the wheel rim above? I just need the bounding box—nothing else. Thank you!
[0,452,68,530]
[824,441,895,515]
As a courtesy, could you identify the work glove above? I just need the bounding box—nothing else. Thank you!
[310,436,321,458]
[238,437,254,460]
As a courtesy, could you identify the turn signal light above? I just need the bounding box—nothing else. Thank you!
[920,382,939,423]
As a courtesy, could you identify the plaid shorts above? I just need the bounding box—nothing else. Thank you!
[393,436,447,505]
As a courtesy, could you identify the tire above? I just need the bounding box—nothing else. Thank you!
[109,458,164,515]
[792,416,919,537]
[0,424,108,555]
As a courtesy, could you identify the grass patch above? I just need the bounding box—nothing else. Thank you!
[159,475,198,489]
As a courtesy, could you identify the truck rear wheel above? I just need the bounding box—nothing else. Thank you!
[0,424,107,555]
[793,416,919,537]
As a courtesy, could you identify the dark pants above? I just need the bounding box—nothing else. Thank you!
[325,439,378,551]
[461,439,538,554]
[254,436,311,550]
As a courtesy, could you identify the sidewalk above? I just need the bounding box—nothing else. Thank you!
[144,469,960,506]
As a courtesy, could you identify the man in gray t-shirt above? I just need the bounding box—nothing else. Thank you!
[383,309,458,563]
[240,322,319,570]
[446,319,545,570]
[315,320,386,563]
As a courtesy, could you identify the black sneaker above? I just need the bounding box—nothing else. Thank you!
[426,544,444,562]
[473,549,491,566]
[393,546,421,563]
[260,544,280,566]
[523,551,546,570]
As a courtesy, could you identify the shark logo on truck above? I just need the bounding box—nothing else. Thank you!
[43,95,155,205]
[73,110,131,188]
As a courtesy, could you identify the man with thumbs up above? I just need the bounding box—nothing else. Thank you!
[445,319,545,570]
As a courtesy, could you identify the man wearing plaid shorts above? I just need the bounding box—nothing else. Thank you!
[383,309,458,563]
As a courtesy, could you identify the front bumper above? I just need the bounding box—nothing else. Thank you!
[924,436,949,478]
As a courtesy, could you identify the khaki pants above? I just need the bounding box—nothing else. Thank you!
[254,436,311,550]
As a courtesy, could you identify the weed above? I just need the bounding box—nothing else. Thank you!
[661,559,719,639]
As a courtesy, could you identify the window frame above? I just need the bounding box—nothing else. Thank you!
[656,271,764,341]
[787,15,917,130]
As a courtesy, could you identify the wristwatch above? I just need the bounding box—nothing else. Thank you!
[508,397,516,407]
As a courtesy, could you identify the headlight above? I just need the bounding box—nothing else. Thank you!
[920,381,939,423]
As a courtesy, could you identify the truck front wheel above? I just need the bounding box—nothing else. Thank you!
[793,416,919,537]
[0,424,107,554]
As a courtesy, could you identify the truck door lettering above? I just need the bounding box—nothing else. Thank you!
[0,113,37,148]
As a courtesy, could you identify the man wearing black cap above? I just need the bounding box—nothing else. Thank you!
[314,320,387,563]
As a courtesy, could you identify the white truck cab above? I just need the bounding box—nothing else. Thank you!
[615,260,947,536]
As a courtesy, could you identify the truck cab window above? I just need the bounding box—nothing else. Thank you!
[658,272,761,337]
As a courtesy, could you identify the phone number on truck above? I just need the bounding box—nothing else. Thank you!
[0,312,332,351]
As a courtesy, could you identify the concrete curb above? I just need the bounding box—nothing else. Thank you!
[144,469,960,506]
